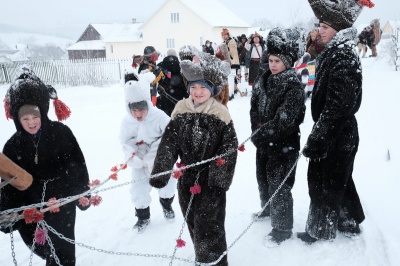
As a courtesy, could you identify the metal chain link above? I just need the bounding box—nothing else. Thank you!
[10,229,18,266]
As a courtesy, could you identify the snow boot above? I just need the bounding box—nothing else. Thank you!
[160,196,175,220]
[264,228,292,247]
[251,209,270,221]
[133,207,150,233]
[338,222,361,238]
[297,232,318,244]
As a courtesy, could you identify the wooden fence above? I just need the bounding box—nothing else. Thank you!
[0,58,133,86]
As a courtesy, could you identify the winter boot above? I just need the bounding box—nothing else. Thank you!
[160,196,175,220]
[338,221,361,238]
[251,209,270,221]
[264,228,292,247]
[133,207,150,233]
[297,232,318,244]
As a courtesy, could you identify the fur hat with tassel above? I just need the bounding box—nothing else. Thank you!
[4,65,71,130]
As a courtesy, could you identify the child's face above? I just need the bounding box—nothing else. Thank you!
[20,114,41,135]
[319,23,337,43]
[269,55,286,75]
[190,83,211,105]
[131,109,148,122]
[310,30,318,41]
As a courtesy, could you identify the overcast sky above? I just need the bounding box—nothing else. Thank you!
[1,0,399,39]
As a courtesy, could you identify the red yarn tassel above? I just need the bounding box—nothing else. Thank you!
[4,97,12,120]
[53,98,71,121]
[358,0,375,8]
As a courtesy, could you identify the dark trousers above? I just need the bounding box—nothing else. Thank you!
[248,60,260,85]
[305,147,365,240]
[178,180,228,266]
[256,149,297,231]
[19,204,77,266]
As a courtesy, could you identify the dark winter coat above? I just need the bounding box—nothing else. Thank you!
[156,55,189,116]
[203,45,215,55]
[1,119,89,264]
[250,68,305,155]
[303,28,362,159]
[150,97,237,265]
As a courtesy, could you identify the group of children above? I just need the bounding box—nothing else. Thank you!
[0,0,370,264]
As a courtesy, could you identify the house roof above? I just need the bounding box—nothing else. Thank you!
[103,23,143,42]
[67,40,105,51]
[386,20,400,30]
[142,0,250,28]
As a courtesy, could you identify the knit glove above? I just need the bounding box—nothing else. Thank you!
[149,175,169,189]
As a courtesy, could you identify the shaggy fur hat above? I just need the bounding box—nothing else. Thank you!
[124,70,155,113]
[308,0,373,31]
[267,27,305,69]
[4,65,71,127]
[179,45,230,97]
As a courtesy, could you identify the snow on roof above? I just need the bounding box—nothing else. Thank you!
[387,20,400,30]
[180,0,250,28]
[102,23,143,42]
[67,40,104,51]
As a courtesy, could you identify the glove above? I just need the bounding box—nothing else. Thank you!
[302,136,328,160]
[149,175,170,189]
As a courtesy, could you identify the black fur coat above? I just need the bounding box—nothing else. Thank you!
[250,68,305,155]
[303,28,362,159]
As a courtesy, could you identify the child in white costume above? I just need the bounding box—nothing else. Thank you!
[119,70,177,233]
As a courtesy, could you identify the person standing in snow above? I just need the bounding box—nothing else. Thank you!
[245,32,266,86]
[119,69,177,233]
[0,67,90,266]
[306,28,326,61]
[221,28,240,100]
[149,51,237,265]
[156,53,189,117]
[202,40,215,55]
[298,0,370,244]
[250,27,306,246]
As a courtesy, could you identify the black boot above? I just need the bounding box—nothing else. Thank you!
[338,222,361,238]
[133,207,150,233]
[297,232,318,244]
[160,196,175,220]
[264,228,292,247]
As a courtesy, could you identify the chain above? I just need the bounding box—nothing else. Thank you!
[10,229,18,266]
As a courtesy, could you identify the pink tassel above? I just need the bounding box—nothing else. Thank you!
[190,184,201,195]
[216,157,226,166]
[53,98,71,121]
[79,197,90,207]
[34,228,48,245]
[4,97,12,120]
[89,195,102,206]
[176,238,186,248]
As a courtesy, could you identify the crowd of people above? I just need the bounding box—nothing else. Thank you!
[0,0,377,265]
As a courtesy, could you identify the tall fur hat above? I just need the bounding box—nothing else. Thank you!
[267,27,305,69]
[124,70,155,112]
[308,0,374,31]
[179,45,230,97]
[4,65,71,129]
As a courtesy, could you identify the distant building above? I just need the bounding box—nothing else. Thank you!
[67,0,251,60]
[382,20,400,39]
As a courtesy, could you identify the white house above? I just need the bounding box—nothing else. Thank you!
[382,20,400,39]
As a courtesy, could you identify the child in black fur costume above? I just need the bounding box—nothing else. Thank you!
[149,51,237,265]
[1,66,90,265]
[250,27,306,246]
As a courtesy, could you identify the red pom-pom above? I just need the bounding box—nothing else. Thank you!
[167,72,172,79]
[4,97,12,120]
[176,238,186,248]
[47,197,60,213]
[89,195,102,206]
[173,170,183,179]
[190,184,201,195]
[88,179,100,187]
[216,157,226,166]
[53,98,71,121]
[34,228,48,245]
[111,166,118,172]
[150,52,159,63]
[238,145,245,152]
[175,162,187,172]
[110,173,118,180]
[358,0,374,8]
[79,197,90,207]
[23,208,44,224]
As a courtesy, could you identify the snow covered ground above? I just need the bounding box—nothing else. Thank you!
[0,41,399,265]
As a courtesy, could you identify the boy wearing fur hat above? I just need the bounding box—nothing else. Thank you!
[299,0,372,244]
[149,51,237,265]
[119,69,176,233]
[250,28,306,246]
[1,67,90,265]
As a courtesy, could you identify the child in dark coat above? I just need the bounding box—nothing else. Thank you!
[250,28,305,246]
[149,51,237,266]
[0,67,90,265]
